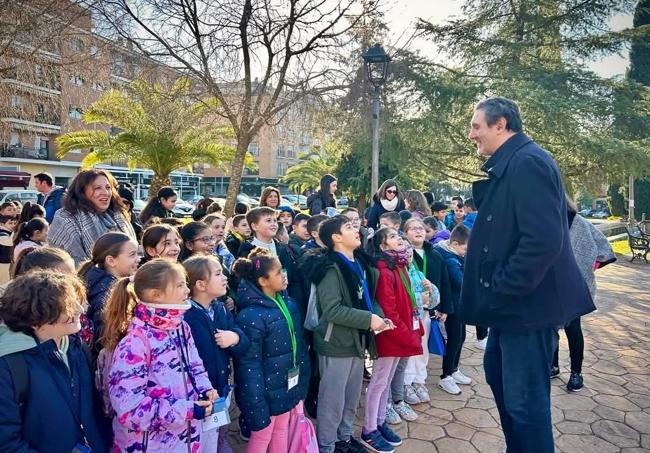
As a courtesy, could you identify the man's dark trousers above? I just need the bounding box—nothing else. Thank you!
[484,327,559,453]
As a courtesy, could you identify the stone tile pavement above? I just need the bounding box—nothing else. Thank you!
[226,260,650,452]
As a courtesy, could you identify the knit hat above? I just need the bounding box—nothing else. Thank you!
[277,205,296,218]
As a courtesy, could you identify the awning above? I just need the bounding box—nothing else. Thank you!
[0,170,31,188]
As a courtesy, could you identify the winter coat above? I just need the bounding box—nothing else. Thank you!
[12,240,43,262]
[184,300,250,396]
[412,241,454,315]
[444,211,464,231]
[367,197,406,230]
[0,229,11,285]
[37,186,65,224]
[288,234,306,260]
[306,191,336,215]
[108,303,213,453]
[459,132,595,332]
[463,212,478,230]
[225,232,244,257]
[83,265,116,352]
[0,326,107,453]
[233,280,309,432]
[48,208,136,266]
[434,241,464,312]
[431,230,451,245]
[302,249,384,359]
[374,260,423,358]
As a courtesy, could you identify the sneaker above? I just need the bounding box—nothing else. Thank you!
[550,366,560,379]
[335,437,366,453]
[414,383,430,402]
[377,422,403,446]
[393,400,418,421]
[439,376,462,395]
[567,372,584,392]
[360,430,395,453]
[404,384,421,405]
[451,370,472,385]
[385,403,402,425]
[475,337,488,350]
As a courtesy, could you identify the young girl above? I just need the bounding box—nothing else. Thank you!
[403,190,431,220]
[12,217,48,262]
[204,214,235,271]
[232,248,309,453]
[18,201,46,223]
[78,232,140,351]
[183,255,250,452]
[101,259,219,452]
[180,221,216,262]
[277,206,295,232]
[139,186,177,225]
[362,228,423,453]
[142,223,181,262]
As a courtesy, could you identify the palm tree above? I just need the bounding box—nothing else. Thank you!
[57,77,249,197]
[281,142,341,194]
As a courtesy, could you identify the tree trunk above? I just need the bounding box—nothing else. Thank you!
[224,138,251,216]
[148,174,172,199]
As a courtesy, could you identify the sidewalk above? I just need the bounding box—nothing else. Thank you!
[226,260,650,452]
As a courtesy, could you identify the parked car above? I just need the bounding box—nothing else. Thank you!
[133,199,146,216]
[0,189,40,205]
[592,210,610,219]
[282,194,308,209]
[578,209,594,217]
[337,197,349,208]
[237,193,259,208]
[173,199,194,218]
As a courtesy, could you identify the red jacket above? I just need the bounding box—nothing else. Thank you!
[374,260,424,358]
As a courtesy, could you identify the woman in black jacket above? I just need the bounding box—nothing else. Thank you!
[307,174,338,215]
[367,179,406,230]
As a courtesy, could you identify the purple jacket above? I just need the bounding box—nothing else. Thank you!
[108,303,213,452]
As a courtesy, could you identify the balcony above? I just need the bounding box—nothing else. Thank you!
[1,144,49,160]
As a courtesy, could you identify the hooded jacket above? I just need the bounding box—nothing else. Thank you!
[37,186,65,224]
[434,241,464,311]
[233,280,309,432]
[82,265,116,351]
[0,326,107,453]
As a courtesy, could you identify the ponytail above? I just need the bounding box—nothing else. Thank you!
[232,247,277,290]
[78,232,132,278]
[12,217,48,247]
[100,277,136,351]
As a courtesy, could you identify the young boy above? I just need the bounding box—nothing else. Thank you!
[0,202,17,219]
[304,215,388,453]
[0,214,17,284]
[225,214,250,256]
[424,215,451,245]
[302,214,328,250]
[462,197,478,230]
[431,202,448,232]
[378,211,401,231]
[277,205,295,232]
[288,213,311,258]
[434,224,471,395]
[341,207,368,249]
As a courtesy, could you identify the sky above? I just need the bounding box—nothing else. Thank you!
[383,0,634,78]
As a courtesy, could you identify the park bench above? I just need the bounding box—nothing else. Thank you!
[626,223,650,264]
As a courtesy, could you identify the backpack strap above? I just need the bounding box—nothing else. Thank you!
[3,353,29,415]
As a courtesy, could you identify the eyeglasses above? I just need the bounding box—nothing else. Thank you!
[408,226,426,232]
[193,236,216,243]
[386,189,397,194]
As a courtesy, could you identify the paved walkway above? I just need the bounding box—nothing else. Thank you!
[226,259,650,452]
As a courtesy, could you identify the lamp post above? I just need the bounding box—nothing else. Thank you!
[362,43,391,196]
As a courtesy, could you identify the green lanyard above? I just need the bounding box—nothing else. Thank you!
[271,293,297,367]
[416,250,427,276]
[397,268,418,311]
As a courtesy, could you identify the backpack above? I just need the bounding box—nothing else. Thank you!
[303,283,319,331]
[95,328,150,417]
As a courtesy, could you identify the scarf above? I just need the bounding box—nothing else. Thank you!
[380,197,399,212]
[383,246,411,267]
[134,301,191,330]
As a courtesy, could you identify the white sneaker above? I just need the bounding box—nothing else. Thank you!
[393,400,418,421]
[439,376,462,395]
[414,383,430,403]
[385,403,402,425]
[475,338,488,350]
[451,370,472,385]
[404,384,421,405]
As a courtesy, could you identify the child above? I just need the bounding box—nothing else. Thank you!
[361,228,422,453]
[12,246,76,278]
[18,201,46,223]
[444,202,466,231]
[0,215,18,284]
[232,248,309,453]
[378,211,401,231]
[225,214,250,256]
[101,259,219,452]
[78,232,140,351]
[184,255,250,453]
[142,223,182,262]
[288,213,311,258]
[302,214,328,250]
[12,217,48,262]
[434,224,472,395]
[204,214,235,271]
[423,216,451,245]
[139,186,177,224]
[180,221,216,261]
[303,215,387,453]
[277,206,295,232]
[0,201,17,218]
[342,207,368,249]
[0,271,107,453]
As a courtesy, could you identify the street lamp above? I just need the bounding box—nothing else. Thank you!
[362,43,391,196]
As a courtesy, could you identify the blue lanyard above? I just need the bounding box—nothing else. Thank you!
[336,253,373,313]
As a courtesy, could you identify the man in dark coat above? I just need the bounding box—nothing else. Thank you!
[34,172,65,224]
[460,97,595,453]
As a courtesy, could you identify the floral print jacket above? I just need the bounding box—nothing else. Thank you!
[108,303,213,452]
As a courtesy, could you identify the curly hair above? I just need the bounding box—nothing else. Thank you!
[0,270,86,335]
[64,169,129,218]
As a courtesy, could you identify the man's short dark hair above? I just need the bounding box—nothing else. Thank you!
[232,214,247,227]
[246,206,276,227]
[307,214,328,235]
[293,213,310,226]
[450,224,470,245]
[379,211,400,224]
[423,216,439,230]
[476,97,523,133]
[464,197,476,211]
[34,172,54,186]
[451,196,463,203]
[319,215,350,250]
[431,202,448,213]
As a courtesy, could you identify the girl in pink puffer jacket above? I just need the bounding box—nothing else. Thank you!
[100,259,219,453]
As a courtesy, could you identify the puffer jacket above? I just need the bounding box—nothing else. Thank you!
[82,265,116,351]
[108,303,213,453]
[233,280,309,432]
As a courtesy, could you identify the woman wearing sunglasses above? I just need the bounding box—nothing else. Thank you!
[367,179,406,231]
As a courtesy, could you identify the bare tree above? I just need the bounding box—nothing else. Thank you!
[91,0,379,214]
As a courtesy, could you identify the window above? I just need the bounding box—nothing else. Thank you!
[276,162,287,176]
[287,144,295,159]
[276,144,285,158]
[69,38,84,52]
[69,73,84,86]
[68,106,82,120]
[10,95,22,108]
[90,45,99,57]
[248,142,259,156]
[34,64,43,80]
[36,103,45,116]
[91,81,104,92]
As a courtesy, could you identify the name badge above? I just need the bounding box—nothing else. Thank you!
[413,316,420,330]
[202,390,232,431]
[288,367,299,390]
